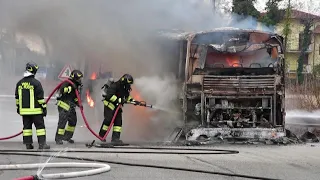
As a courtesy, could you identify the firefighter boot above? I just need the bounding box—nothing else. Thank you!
[26,144,34,150]
[111,132,124,145]
[111,139,124,145]
[65,139,75,144]
[39,144,50,149]
[56,140,63,145]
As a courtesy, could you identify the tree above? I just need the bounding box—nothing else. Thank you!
[297,19,313,84]
[232,0,260,19]
[282,0,292,53]
[260,0,285,27]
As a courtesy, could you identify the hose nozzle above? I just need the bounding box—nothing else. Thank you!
[130,101,152,108]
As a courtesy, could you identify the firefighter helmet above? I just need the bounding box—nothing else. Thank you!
[70,70,83,83]
[26,62,39,75]
[120,74,134,84]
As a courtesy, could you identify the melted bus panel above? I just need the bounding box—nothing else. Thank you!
[157,28,286,142]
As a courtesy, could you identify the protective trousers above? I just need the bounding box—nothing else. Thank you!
[55,106,77,141]
[99,106,122,141]
[22,115,46,145]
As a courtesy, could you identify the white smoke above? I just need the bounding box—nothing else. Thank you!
[135,75,180,110]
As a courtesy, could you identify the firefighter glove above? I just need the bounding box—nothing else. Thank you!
[133,101,140,106]
[42,108,47,117]
[117,98,126,105]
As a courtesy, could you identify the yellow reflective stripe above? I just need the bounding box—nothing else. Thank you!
[102,125,109,131]
[41,104,47,108]
[38,99,45,104]
[103,100,115,110]
[74,98,78,102]
[30,88,34,109]
[57,100,70,111]
[20,108,43,115]
[18,84,44,115]
[36,129,46,136]
[18,87,22,110]
[58,129,65,135]
[65,125,75,132]
[64,86,72,93]
[23,129,32,136]
[16,99,19,105]
[113,126,122,132]
[110,95,117,102]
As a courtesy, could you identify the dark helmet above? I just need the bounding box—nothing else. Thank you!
[70,70,83,84]
[26,62,39,75]
[120,74,134,84]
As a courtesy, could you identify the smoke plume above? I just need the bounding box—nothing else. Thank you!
[0,0,274,142]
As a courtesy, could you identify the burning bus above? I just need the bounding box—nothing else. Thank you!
[156,28,286,142]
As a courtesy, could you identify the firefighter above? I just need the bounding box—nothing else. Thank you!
[55,70,83,145]
[98,74,139,144]
[15,62,50,149]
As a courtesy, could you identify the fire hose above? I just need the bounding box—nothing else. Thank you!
[0,79,153,141]
[0,148,281,180]
[1,162,111,180]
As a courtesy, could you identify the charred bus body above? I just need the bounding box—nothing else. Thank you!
[156,28,286,142]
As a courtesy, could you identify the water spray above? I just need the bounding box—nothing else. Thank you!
[129,100,180,114]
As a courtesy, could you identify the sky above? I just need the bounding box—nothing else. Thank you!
[215,0,319,15]
[10,0,320,55]
[255,0,320,15]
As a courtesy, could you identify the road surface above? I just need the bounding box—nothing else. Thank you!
[0,143,320,180]
[1,97,320,180]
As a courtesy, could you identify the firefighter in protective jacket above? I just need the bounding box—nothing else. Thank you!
[15,62,50,150]
[55,70,83,145]
[98,74,138,144]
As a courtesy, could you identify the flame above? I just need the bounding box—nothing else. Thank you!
[226,55,240,67]
[86,90,95,108]
[128,87,156,130]
[90,72,97,80]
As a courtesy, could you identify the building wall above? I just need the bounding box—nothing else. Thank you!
[312,34,320,66]
[285,52,298,70]
[276,19,320,72]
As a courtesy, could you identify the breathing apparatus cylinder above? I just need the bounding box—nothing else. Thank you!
[101,78,114,97]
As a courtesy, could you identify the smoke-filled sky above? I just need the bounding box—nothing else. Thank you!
[0,0,232,76]
[0,0,227,141]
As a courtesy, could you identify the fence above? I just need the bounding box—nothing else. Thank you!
[285,73,320,111]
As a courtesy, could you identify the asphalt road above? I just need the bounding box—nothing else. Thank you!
[0,143,320,180]
[2,97,320,180]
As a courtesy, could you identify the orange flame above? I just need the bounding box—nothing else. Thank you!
[86,90,95,108]
[91,72,97,80]
[226,55,240,67]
